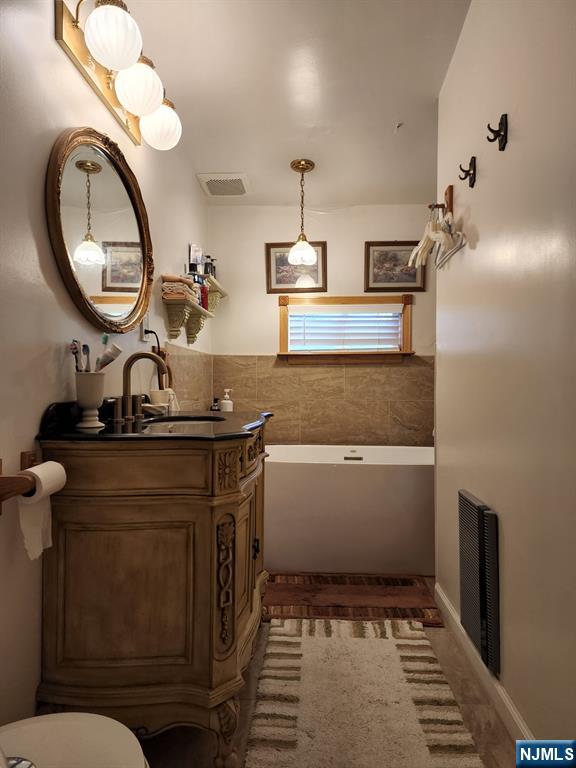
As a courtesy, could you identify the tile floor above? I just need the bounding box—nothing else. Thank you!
[426,626,515,768]
[143,621,515,768]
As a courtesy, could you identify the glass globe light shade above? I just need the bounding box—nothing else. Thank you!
[115,56,163,116]
[73,236,106,266]
[295,273,316,288]
[288,235,317,266]
[140,99,182,151]
[84,1,143,72]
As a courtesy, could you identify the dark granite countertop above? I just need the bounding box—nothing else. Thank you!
[38,401,272,442]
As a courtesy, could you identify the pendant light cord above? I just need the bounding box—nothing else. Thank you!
[85,172,92,236]
[300,172,305,235]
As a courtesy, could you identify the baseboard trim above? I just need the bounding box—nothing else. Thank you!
[434,582,534,741]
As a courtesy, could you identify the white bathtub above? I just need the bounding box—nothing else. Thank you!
[264,444,435,575]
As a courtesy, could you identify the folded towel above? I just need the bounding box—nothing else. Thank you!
[162,282,197,301]
[162,293,200,303]
[161,274,196,289]
[163,282,194,293]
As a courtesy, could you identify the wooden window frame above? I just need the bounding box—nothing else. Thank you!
[277,294,414,364]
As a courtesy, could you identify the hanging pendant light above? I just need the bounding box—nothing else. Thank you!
[84,0,143,73]
[288,159,317,266]
[115,55,164,116]
[140,98,182,151]
[73,160,106,266]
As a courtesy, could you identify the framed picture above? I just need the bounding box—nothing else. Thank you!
[364,240,425,292]
[265,242,327,294]
[101,241,143,292]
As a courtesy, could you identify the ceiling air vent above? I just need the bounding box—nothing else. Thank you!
[197,173,250,197]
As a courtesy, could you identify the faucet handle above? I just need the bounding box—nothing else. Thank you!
[122,394,134,434]
[112,396,124,426]
[133,395,144,424]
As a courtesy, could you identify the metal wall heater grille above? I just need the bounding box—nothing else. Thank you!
[482,511,501,675]
[459,490,500,677]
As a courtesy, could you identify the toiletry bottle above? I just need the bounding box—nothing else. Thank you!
[210,398,221,412]
[200,283,209,310]
[210,257,217,279]
[220,389,233,412]
[189,243,202,271]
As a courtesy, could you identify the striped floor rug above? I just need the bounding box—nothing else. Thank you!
[263,573,443,627]
[245,618,485,768]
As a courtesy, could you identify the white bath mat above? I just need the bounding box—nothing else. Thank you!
[245,618,485,768]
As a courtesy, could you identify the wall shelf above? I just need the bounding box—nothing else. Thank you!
[163,298,214,344]
[162,276,227,345]
[205,275,228,312]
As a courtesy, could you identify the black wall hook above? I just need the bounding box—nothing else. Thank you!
[487,113,508,151]
[458,156,477,188]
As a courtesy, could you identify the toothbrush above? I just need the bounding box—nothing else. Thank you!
[82,343,91,373]
[68,341,81,372]
[73,338,85,371]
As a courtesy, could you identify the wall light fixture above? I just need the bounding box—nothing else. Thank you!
[55,0,181,150]
[140,98,183,151]
[83,0,142,72]
[115,55,164,117]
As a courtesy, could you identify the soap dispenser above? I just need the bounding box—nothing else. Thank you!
[220,389,234,412]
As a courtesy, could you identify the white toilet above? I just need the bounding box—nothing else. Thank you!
[0,713,149,768]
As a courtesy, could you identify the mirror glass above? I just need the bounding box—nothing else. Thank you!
[59,145,143,322]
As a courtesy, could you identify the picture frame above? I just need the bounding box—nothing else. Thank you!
[265,241,327,294]
[364,240,425,292]
[101,241,143,292]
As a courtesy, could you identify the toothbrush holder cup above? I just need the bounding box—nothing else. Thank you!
[75,372,106,430]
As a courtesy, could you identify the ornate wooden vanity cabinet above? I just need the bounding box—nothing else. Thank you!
[38,419,269,767]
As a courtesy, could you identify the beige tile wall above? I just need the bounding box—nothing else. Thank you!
[167,343,213,411]
[213,355,434,446]
[168,346,434,446]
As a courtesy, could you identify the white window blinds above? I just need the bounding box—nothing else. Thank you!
[288,304,403,352]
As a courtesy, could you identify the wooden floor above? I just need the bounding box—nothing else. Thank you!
[143,614,515,768]
[263,572,442,624]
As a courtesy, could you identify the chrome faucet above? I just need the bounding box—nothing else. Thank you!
[121,352,168,427]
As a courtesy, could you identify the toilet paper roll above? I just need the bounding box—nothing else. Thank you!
[17,461,67,560]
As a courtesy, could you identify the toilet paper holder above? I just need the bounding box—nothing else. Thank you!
[0,452,38,512]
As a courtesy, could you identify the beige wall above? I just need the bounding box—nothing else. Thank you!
[0,0,208,723]
[208,204,436,356]
[436,0,576,738]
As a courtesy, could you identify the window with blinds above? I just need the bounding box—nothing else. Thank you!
[288,304,403,352]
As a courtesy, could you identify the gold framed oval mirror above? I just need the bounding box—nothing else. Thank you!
[46,127,153,333]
